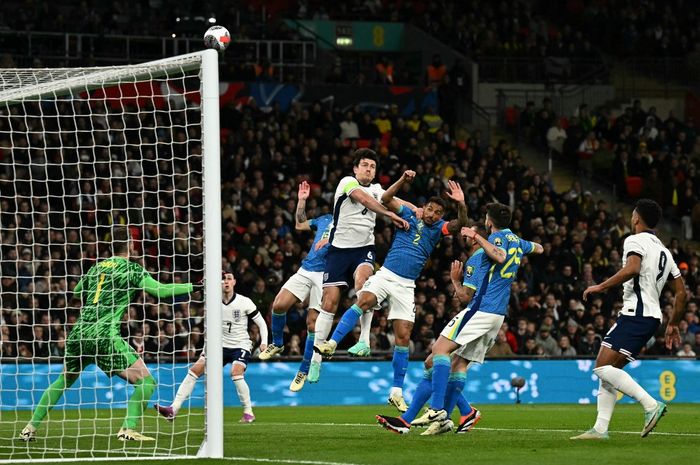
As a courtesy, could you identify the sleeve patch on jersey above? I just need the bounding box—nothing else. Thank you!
[626,251,643,258]
[494,237,502,247]
[465,265,475,278]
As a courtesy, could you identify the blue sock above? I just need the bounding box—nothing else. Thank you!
[271,312,286,346]
[445,372,468,415]
[401,369,432,423]
[330,304,363,344]
[430,355,451,410]
[299,332,315,374]
[456,394,472,416]
[392,346,410,389]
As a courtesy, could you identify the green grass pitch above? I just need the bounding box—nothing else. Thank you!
[2,404,699,465]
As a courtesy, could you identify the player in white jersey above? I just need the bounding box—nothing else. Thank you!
[311,149,409,379]
[155,272,269,423]
[572,199,686,440]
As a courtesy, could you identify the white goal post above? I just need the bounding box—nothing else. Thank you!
[0,49,222,461]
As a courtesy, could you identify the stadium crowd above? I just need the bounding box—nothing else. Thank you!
[2,91,700,363]
[513,96,700,240]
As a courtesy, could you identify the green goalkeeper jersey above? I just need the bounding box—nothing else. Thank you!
[72,256,193,338]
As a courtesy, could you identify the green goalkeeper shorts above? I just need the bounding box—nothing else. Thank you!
[65,329,139,376]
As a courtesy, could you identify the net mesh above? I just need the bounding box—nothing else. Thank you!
[0,54,207,461]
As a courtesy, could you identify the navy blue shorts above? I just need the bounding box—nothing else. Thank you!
[323,245,375,288]
[222,347,251,367]
[602,315,660,361]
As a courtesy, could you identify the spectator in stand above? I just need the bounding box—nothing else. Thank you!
[577,328,602,356]
[426,53,447,88]
[556,335,577,356]
[676,343,696,358]
[487,330,515,357]
[375,57,394,85]
[339,111,359,141]
[535,325,558,356]
[546,119,567,158]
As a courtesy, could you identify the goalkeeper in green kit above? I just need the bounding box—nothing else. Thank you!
[19,226,198,442]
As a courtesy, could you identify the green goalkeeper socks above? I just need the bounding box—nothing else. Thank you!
[30,374,76,428]
[122,375,156,430]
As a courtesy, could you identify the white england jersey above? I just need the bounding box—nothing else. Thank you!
[621,232,680,319]
[329,176,385,248]
[222,293,258,351]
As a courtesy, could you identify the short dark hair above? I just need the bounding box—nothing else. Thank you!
[352,148,378,167]
[634,199,662,228]
[486,202,512,229]
[472,221,488,238]
[112,225,130,254]
[426,196,447,210]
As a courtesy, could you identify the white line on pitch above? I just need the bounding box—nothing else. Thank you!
[230,421,700,437]
[224,457,366,465]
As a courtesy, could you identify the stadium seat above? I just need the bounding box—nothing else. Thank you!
[626,176,643,199]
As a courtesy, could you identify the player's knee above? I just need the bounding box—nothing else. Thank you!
[423,358,433,370]
[231,364,246,377]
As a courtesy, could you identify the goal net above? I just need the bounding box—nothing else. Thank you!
[0,50,223,462]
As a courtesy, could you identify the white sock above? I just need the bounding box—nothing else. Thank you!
[311,351,322,364]
[359,311,372,346]
[389,386,403,397]
[172,370,199,413]
[314,310,334,343]
[594,365,657,411]
[593,379,617,433]
[233,375,253,415]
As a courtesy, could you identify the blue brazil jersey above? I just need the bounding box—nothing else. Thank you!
[383,206,448,280]
[300,214,333,272]
[462,248,488,295]
[470,228,534,315]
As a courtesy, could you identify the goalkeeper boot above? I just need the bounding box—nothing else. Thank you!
[455,408,481,434]
[258,343,284,361]
[308,360,322,383]
[376,415,411,434]
[290,372,307,392]
[421,419,454,436]
[18,424,36,442]
[240,413,256,423]
[388,393,409,413]
[347,341,371,357]
[315,340,337,357]
[570,428,609,440]
[154,403,176,422]
[642,401,667,438]
[117,429,155,441]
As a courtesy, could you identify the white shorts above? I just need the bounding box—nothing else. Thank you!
[358,267,416,322]
[282,268,324,310]
[441,309,503,364]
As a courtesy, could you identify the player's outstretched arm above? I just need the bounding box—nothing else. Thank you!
[350,188,409,230]
[450,260,475,305]
[141,275,194,298]
[665,276,688,350]
[295,180,312,231]
[582,255,642,301]
[444,180,468,235]
[381,170,415,213]
[462,227,506,264]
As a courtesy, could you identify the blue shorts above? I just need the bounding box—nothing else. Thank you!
[602,315,660,361]
[222,348,251,367]
[323,245,375,288]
